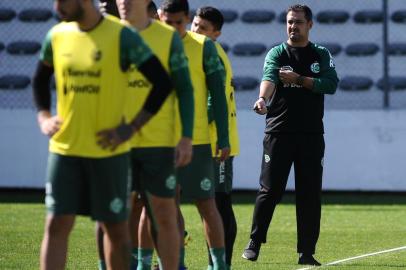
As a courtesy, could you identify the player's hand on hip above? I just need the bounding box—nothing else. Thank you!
[39,113,62,137]
[175,137,193,168]
[96,117,134,151]
[253,98,267,115]
[216,145,230,162]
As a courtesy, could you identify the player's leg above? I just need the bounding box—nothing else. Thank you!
[40,215,75,270]
[208,158,236,270]
[100,221,131,269]
[129,192,144,269]
[95,222,106,270]
[179,144,226,269]
[40,153,81,270]
[176,185,187,269]
[128,150,147,269]
[147,194,180,270]
[196,197,226,270]
[243,134,294,261]
[137,206,155,269]
[294,133,324,265]
[96,153,143,270]
[136,147,180,270]
[90,153,132,270]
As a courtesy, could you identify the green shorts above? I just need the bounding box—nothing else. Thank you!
[45,152,130,222]
[214,157,234,193]
[177,144,214,200]
[130,147,176,198]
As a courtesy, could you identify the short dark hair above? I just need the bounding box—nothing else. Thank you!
[160,0,189,15]
[287,4,313,22]
[99,0,120,18]
[148,1,157,14]
[195,6,224,31]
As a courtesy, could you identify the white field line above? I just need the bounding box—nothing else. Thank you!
[296,245,406,270]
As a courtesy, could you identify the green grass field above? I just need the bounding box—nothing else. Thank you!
[1,192,406,270]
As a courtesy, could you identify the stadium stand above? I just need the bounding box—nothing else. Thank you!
[0,0,405,110]
[0,8,16,22]
[232,43,267,56]
[18,8,53,22]
[391,10,406,23]
[345,43,380,56]
[219,9,238,23]
[318,42,342,56]
[233,76,259,91]
[316,10,350,24]
[6,41,41,55]
[377,76,406,90]
[0,75,30,90]
[277,11,287,23]
[339,76,374,91]
[190,8,238,23]
[388,43,406,55]
[241,10,275,23]
[353,10,384,23]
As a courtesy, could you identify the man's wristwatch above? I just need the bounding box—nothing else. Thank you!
[296,76,305,85]
[259,96,267,101]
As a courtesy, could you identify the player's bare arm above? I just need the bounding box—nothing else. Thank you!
[253,80,275,115]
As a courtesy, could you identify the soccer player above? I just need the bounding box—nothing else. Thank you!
[191,7,240,270]
[158,0,230,269]
[97,0,194,269]
[242,4,338,266]
[32,0,172,269]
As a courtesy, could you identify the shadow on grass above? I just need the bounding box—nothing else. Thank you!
[1,188,406,205]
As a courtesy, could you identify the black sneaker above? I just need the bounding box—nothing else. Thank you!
[298,254,321,266]
[242,239,261,261]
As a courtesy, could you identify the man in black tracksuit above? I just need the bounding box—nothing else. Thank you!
[242,4,339,266]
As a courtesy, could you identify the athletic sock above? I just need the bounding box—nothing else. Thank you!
[98,260,106,270]
[130,248,138,270]
[209,247,226,270]
[137,248,153,270]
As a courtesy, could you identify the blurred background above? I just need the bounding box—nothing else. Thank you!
[0,0,405,191]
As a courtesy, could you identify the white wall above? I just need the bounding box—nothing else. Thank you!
[0,109,405,191]
[0,109,48,188]
[234,109,406,191]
